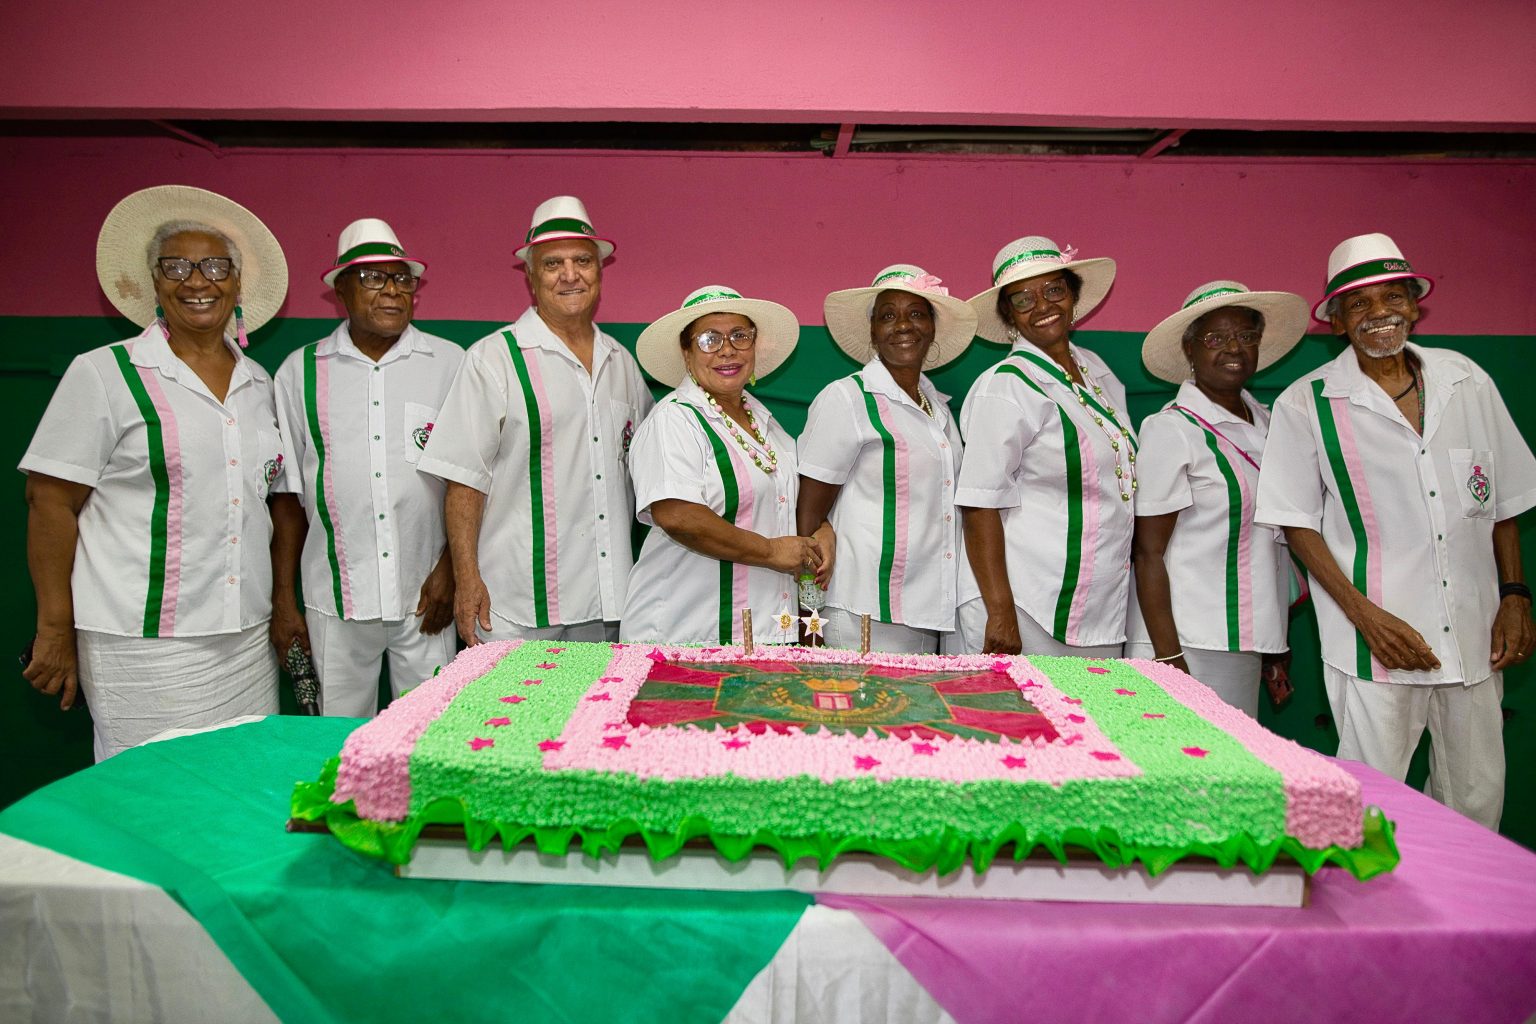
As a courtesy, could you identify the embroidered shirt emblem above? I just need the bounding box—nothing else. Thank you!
[621,419,635,456]
[413,422,434,450]
[1468,464,1491,506]
[263,453,284,488]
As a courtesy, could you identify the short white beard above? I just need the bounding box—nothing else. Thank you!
[1353,316,1409,358]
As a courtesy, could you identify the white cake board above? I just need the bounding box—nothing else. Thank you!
[398,841,1309,908]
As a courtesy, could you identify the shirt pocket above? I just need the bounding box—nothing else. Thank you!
[610,399,638,468]
[403,402,437,466]
[1448,448,1496,519]
[256,429,286,501]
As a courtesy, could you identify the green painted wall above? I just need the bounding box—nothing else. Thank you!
[4,314,1533,849]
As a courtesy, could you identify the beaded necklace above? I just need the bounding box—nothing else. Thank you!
[914,389,934,417]
[1017,350,1138,501]
[706,391,779,474]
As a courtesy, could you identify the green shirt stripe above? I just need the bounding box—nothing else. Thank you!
[504,332,551,628]
[1311,380,1376,679]
[110,345,170,637]
[1012,350,1137,453]
[1177,410,1243,650]
[302,346,347,617]
[679,402,740,643]
[998,361,1081,641]
[854,378,897,621]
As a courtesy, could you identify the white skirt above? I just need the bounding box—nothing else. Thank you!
[76,624,278,761]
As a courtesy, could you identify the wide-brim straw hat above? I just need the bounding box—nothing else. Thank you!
[637,285,799,388]
[96,185,288,333]
[322,217,426,287]
[967,235,1116,343]
[1312,231,1434,323]
[1142,281,1309,384]
[823,264,978,370]
[513,195,615,263]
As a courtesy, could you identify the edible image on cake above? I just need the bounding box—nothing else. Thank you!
[630,659,1060,743]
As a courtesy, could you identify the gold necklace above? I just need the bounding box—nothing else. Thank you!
[706,393,778,474]
[915,389,934,417]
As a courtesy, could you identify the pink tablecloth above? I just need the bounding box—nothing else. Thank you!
[824,760,1536,1024]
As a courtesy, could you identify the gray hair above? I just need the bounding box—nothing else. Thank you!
[1323,295,1340,320]
[146,220,242,275]
[1182,305,1265,349]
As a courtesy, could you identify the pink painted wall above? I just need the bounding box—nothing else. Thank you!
[3,136,1534,334]
[4,1,1535,130]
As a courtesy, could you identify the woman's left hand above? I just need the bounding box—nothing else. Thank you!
[810,523,837,587]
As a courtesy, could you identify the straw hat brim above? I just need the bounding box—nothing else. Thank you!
[968,257,1116,343]
[823,284,978,369]
[96,185,288,333]
[514,234,616,263]
[637,297,800,388]
[322,254,428,288]
[1142,291,1309,384]
[1311,274,1433,323]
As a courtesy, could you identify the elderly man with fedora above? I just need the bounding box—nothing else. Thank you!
[418,196,653,644]
[1256,232,1536,828]
[270,218,462,716]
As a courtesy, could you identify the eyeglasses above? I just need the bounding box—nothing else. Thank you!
[1196,329,1263,349]
[693,327,757,353]
[157,257,234,282]
[1006,281,1071,313]
[352,268,420,293]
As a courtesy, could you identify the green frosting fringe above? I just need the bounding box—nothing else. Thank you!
[292,757,1400,880]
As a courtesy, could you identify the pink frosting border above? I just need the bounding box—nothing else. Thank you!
[1131,659,1364,848]
[544,645,1143,785]
[333,640,521,821]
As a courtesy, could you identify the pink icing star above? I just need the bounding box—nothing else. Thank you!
[1066,713,1086,723]
[545,647,566,654]
[602,735,630,750]
[536,662,558,670]
[586,693,612,702]
[1020,679,1040,689]
[990,659,1011,672]
[522,678,542,686]
[722,736,750,750]
[1063,697,1083,705]
[1114,688,1137,696]
[468,737,494,751]
[1183,746,1210,758]
[1143,712,1166,719]
[911,742,938,756]
[853,755,880,771]
[484,717,512,727]
[600,676,623,684]
[499,694,527,704]
[1091,751,1121,761]
[537,739,564,752]
[1002,755,1029,769]
[646,648,668,662]
[1086,666,1110,675]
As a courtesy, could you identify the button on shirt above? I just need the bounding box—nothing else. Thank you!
[19,325,283,637]
[955,341,1137,646]
[1256,344,1536,685]
[417,308,653,628]
[621,378,798,645]
[273,323,463,622]
[1127,383,1289,654]
[798,359,965,631]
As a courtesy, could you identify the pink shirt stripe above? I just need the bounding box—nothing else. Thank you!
[134,365,183,634]
[1329,398,1387,680]
[521,352,562,623]
[1066,431,1101,643]
[873,394,911,623]
[722,435,758,633]
[314,357,355,619]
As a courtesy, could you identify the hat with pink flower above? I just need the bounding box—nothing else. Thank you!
[823,264,978,369]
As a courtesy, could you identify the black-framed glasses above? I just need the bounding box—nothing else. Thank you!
[693,327,757,353]
[157,257,233,282]
[1196,329,1263,349]
[352,267,420,293]
[1007,281,1071,313]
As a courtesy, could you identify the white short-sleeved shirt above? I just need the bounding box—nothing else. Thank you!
[19,325,284,637]
[416,307,654,629]
[798,359,965,631]
[1127,382,1289,654]
[955,341,1137,646]
[1256,343,1536,686]
[273,323,463,622]
[621,378,799,645]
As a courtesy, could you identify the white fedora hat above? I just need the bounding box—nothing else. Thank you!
[823,264,978,370]
[1313,232,1434,323]
[967,236,1116,343]
[637,285,800,388]
[322,218,426,287]
[513,195,615,263]
[96,185,288,334]
[1142,281,1309,384]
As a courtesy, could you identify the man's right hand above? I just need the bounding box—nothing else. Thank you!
[1353,601,1441,671]
[269,602,310,659]
[24,626,79,711]
[981,607,1023,656]
[456,573,492,647]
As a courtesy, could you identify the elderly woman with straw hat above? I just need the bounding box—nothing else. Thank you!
[797,265,977,653]
[20,186,290,760]
[953,236,1132,656]
[1127,282,1308,717]
[621,286,833,645]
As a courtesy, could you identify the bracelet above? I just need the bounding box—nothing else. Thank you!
[1499,581,1532,602]
[1153,651,1185,663]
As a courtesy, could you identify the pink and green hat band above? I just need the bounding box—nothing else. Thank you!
[1313,258,1433,322]
[322,240,427,285]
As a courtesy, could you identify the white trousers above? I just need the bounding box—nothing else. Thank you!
[306,611,458,718]
[481,614,618,644]
[76,624,278,762]
[1323,665,1505,830]
[822,607,940,654]
[1124,643,1263,719]
[949,599,1124,659]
